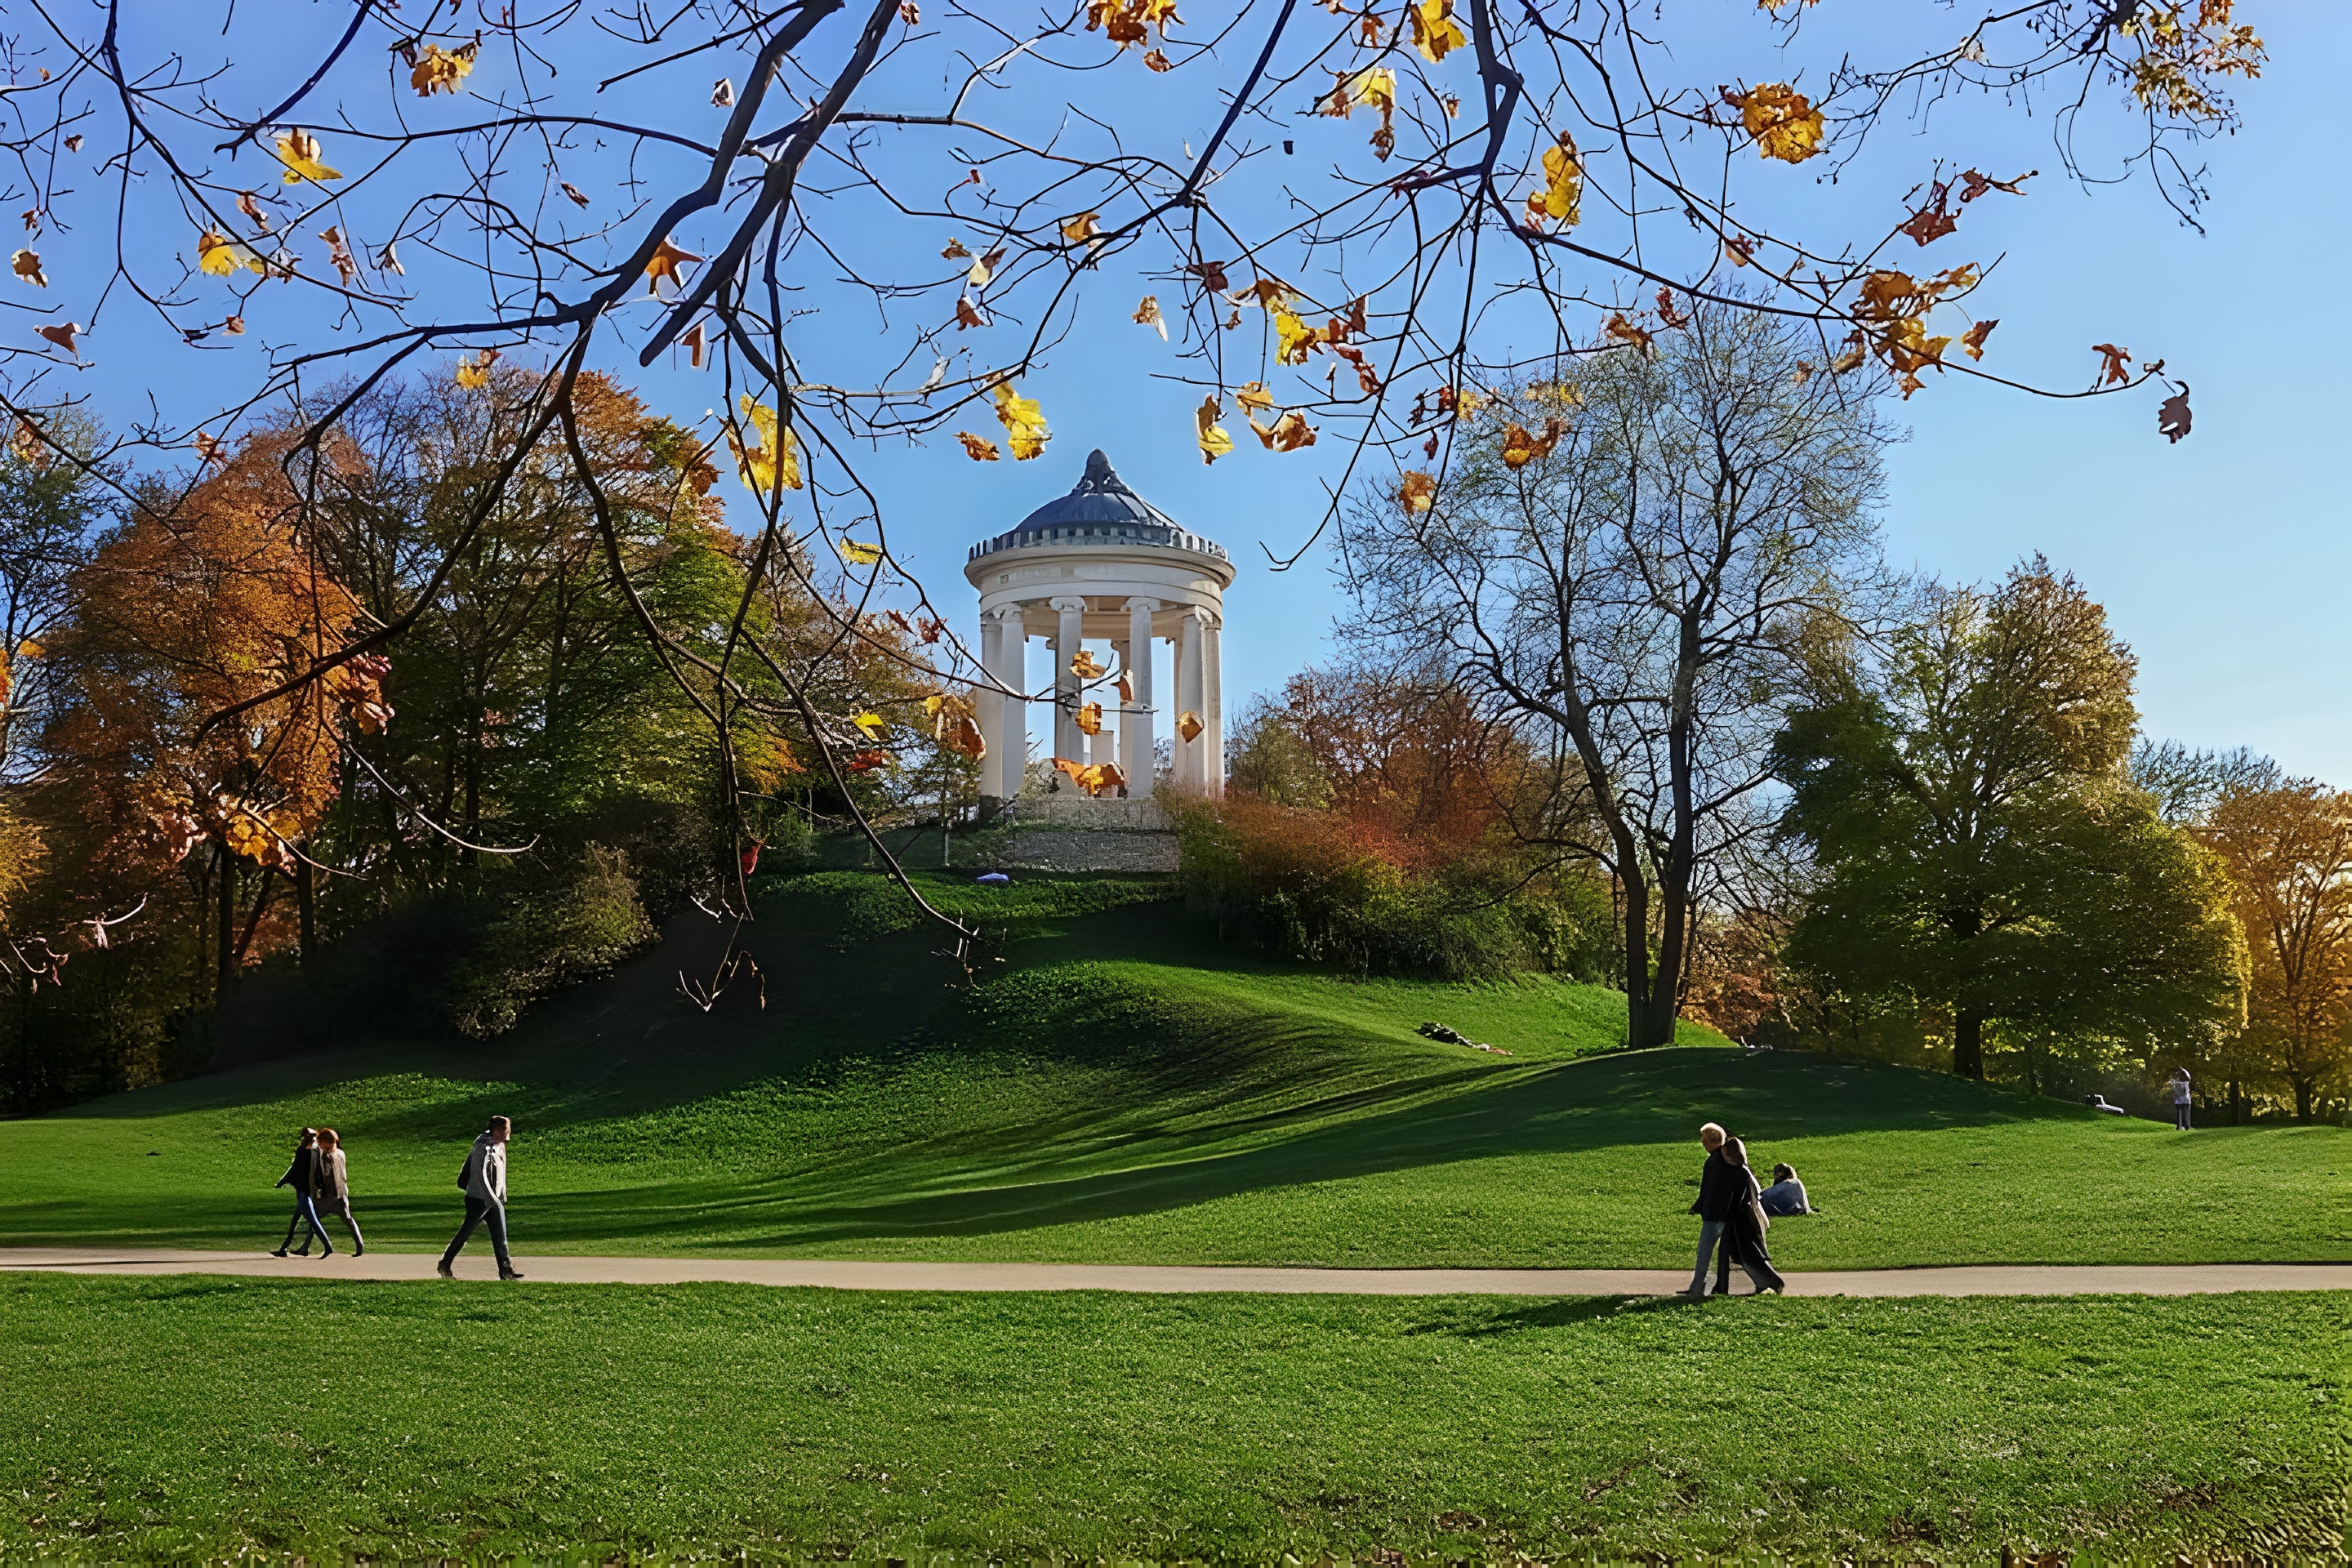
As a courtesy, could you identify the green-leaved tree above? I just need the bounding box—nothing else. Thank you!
[1774,560,2245,1081]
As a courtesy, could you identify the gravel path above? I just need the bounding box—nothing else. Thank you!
[3,1248,2344,1296]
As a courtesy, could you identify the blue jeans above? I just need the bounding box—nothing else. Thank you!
[278,1193,328,1254]
[442,1196,513,1272]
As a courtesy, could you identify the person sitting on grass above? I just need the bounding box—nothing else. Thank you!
[1757,1161,1811,1217]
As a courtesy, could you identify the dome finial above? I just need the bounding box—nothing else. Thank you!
[1079,448,1117,491]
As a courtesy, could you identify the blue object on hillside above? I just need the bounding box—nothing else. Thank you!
[976,872,1010,887]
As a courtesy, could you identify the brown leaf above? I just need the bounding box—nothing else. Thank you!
[1397,470,1437,514]
[957,431,1001,461]
[560,181,590,208]
[1897,181,1958,246]
[1187,259,1229,292]
[1655,287,1687,329]
[1602,312,1654,357]
[238,190,273,230]
[1143,48,1172,70]
[942,238,971,259]
[1959,319,1996,361]
[899,0,920,21]
[1723,233,1757,267]
[645,236,702,294]
[35,321,79,355]
[2158,386,2192,443]
[956,296,984,330]
[1958,167,2035,203]
[2092,342,2132,385]
[11,249,45,287]
[224,314,246,335]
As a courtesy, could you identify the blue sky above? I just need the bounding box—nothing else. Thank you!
[41,3,2348,782]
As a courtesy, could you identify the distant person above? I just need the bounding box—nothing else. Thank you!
[2169,1069,2194,1131]
[311,1128,365,1256]
[438,1116,523,1281]
[271,1128,332,1258]
[1717,1137,1786,1295]
[1684,1122,1738,1298]
[1757,1161,1811,1217]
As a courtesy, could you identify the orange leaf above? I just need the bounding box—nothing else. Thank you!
[2092,343,2133,385]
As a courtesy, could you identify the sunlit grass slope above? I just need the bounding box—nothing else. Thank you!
[2,872,2344,1267]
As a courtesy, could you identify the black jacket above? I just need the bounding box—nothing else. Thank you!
[276,1147,319,1194]
[1688,1150,1739,1221]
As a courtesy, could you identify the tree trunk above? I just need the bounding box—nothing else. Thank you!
[296,855,315,963]
[2230,1078,2243,1125]
[1953,1005,1985,1080]
[2295,1077,2314,1123]
[214,846,238,999]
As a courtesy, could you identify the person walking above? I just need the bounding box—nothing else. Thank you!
[438,1116,523,1281]
[2169,1068,2194,1131]
[1683,1122,1737,1298]
[271,1129,332,1258]
[310,1128,365,1255]
[1718,1137,1786,1294]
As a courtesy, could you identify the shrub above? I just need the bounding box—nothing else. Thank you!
[447,844,656,1039]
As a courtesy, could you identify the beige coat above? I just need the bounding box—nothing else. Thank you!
[312,1147,350,1209]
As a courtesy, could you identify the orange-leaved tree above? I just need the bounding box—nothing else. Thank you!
[2201,782,2352,1120]
[48,437,389,994]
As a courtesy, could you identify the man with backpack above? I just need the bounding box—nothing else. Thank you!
[437,1115,523,1281]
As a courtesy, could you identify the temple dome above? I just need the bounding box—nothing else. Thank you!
[967,449,1227,564]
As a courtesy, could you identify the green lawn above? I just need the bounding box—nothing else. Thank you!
[2,1275,2342,1561]
[2,872,2345,1267]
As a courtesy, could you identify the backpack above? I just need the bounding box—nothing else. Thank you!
[456,1147,476,1192]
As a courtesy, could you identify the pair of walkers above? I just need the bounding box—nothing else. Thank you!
[1684,1121,1785,1297]
[271,1127,363,1257]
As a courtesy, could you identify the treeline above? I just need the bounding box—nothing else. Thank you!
[0,370,969,1113]
[1190,302,2345,1125]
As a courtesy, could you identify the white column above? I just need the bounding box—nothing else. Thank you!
[991,607,1025,800]
[1176,608,1203,791]
[1202,610,1224,798]
[1051,595,1086,764]
[976,612,1004,801]
[1124,598,1158,798]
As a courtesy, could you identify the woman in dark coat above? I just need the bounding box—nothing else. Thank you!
[1718,1136,1785,1295]
[311,1127,364,1255]
[271,1128,332,1258]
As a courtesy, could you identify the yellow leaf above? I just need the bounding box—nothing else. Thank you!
[1522,135,1581,231]
[1076,702,1103,735]
[1323,65,1398,118]
[991,382,1051,460]
[1196,395,1233,465]
[852,710,889,738]
[727,395,804,494]
[645,236,702,294]
[8,417,45,472]
[1175,710,1204,742]
[1721,82,1824,163]
[957,431,1001,461]
[454,351,497,390]
[15,638,42,658]
[1408,0,1468,62]
[839,539,884,565]
[1233,381,1276,412]
[1134,296,1168,340]
[198,232,267,277]
[1274,310,1319,364]
[273,129,342,185]
[11,249,44,287]
[1071,649,1107,679]
[1247,409,1317,452]
[1059,212,1101,243]
[410,41,478,96]
[1397,470,1437,514]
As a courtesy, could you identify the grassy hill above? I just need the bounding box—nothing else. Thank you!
[2,871,2344,1267]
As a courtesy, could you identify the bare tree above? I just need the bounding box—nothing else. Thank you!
[1343,302,1889,1047]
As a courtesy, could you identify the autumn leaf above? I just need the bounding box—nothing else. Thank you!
[2092,342,2133,386]
[225,315,246,335]
[852,710,889,739]
[838,539,884,566]
[1829,332,1868,374]
[34,322,79,356]
[728,395,804,495]
[1958,167,2035,203]
[2158,386,2193,444]
[942,238,971,259]
[1116,670,1134,702]
[956,296,985,330]
[1723,233,1757,267]
[1655,287,1689,329]
[273,129,342,185]
[991,382,1051,460]
[1960,319,1997,361]
[560,181,590,208]
[318,225,359,287]
[1721,82,1824,163]
[1143,48,1172,70]
[1233,381,1275,412]
[1323,65,1397,120]
[10,249,43,287]
[957,431,1001,461]
[198,231,267,276]
[1397,470,1437,514]
[1248,409,1317,452]
[1523,134,1582,231]
[1409,0,1468,62]
[454,349,498,390]
[1500,420,1564,468]
[1196,395,1234,465]
[1076,702,1104,735]
[1071,649,1107,680]
[1134,296,1168,340]
[899,2,921,23]
[645,236,702,295]
[1187,259,1229,292]
[1175,710,1205,742]
[967,247,1004,288]
[64,134,82,152]
[712,78,735,108]
[680,321,709,368]
[1603,312,1654,356]
[1275,310,1320,364]
[845,749,890,774]
[192,431,228,466]
[1059,212,1102,243]
[1897,181,1958,246]
[10,417,47,471]
[410,40,479,96]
